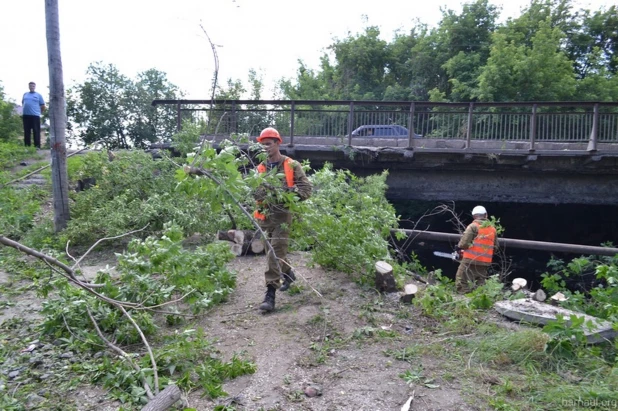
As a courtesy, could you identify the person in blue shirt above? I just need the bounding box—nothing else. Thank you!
[22,82,46,148]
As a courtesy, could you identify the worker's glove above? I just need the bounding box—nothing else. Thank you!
[454,247,463,260]
[283,185,299,194]
[252,186,268,201]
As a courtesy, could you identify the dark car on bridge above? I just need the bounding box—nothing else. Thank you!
[351,125,421,138]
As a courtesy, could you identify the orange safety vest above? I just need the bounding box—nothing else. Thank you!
[462,221,496,264]
[253,157,295,221]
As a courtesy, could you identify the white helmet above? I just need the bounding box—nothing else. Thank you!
[472,205,487,216]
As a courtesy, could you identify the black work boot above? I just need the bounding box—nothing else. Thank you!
[279,270,296,292]
[259,285,276,312]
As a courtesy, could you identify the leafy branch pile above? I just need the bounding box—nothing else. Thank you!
[59,150,231,246]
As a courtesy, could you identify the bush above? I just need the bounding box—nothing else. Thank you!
[0,84,22,142]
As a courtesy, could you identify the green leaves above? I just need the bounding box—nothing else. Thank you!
[0,82,22,142]
[293,164,399,284]
[67,62,180,149]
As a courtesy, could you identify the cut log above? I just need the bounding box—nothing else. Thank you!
[375,261,398,292]
[250,231,265,254]
[229,243,243,257]
[232,230,255,245]
[221,229,265,255]
[219,240,243,256]
[400,283,418,304]
[217,230,234,242]
[141,384,182,411]
[226,229,236,242]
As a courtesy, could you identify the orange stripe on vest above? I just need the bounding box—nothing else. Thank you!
[254,157,295,221]
[462,221,496,264]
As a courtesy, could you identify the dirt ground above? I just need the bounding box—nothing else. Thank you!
[185,252,480,411]
[1,152,491,410]
[1,248,490,411]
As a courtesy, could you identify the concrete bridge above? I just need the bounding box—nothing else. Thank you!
[152,99,618,205]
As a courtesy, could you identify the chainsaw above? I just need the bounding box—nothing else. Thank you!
[433,250,462,261]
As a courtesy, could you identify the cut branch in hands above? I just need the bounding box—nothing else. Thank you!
[182,165,284,276]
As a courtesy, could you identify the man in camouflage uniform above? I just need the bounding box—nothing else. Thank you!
[253,127,312,312]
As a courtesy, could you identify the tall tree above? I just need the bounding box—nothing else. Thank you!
[67,63,180,149]
[126,69,180,146]
[45,0,70,231]
[327,26,390,99]
[441,0,500,101]
[476,19,576,101]
[566,6,618,78]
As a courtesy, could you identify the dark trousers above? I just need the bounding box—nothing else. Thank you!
[23,115,41,148]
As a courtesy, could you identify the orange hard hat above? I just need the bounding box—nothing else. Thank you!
[257,127,282,143]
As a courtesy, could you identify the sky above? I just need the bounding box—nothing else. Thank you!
[0,0,614,104]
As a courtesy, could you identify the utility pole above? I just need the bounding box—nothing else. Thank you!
[45,0,70,231]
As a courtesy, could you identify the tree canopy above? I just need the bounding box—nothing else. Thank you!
[277,0,617,103]
[67,62,181,149]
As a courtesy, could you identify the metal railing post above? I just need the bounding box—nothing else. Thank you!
[347,102,355,146]
[289,102,296,147]
[176,102,181,131]
[231,102,237,134]
[465,102,474,149]
[587,103,599,152]
[529,104,537,152]
[407,102,415,149]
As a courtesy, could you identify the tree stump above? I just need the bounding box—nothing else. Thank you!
[141,384,182,411]
[375,261,398,292]
[400,283,418,304]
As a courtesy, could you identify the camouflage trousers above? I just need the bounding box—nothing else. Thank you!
[455,260,489,294]
[259,211,293,289]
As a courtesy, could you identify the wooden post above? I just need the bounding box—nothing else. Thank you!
[45,0,70,232]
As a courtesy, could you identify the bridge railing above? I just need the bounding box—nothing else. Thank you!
[152,100,618,151]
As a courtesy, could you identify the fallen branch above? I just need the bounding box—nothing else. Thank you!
[118,304,159,394]
[0,233,166,396]
[140,384,182,411]
[87,308,154,400]
[71,224,150,269]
